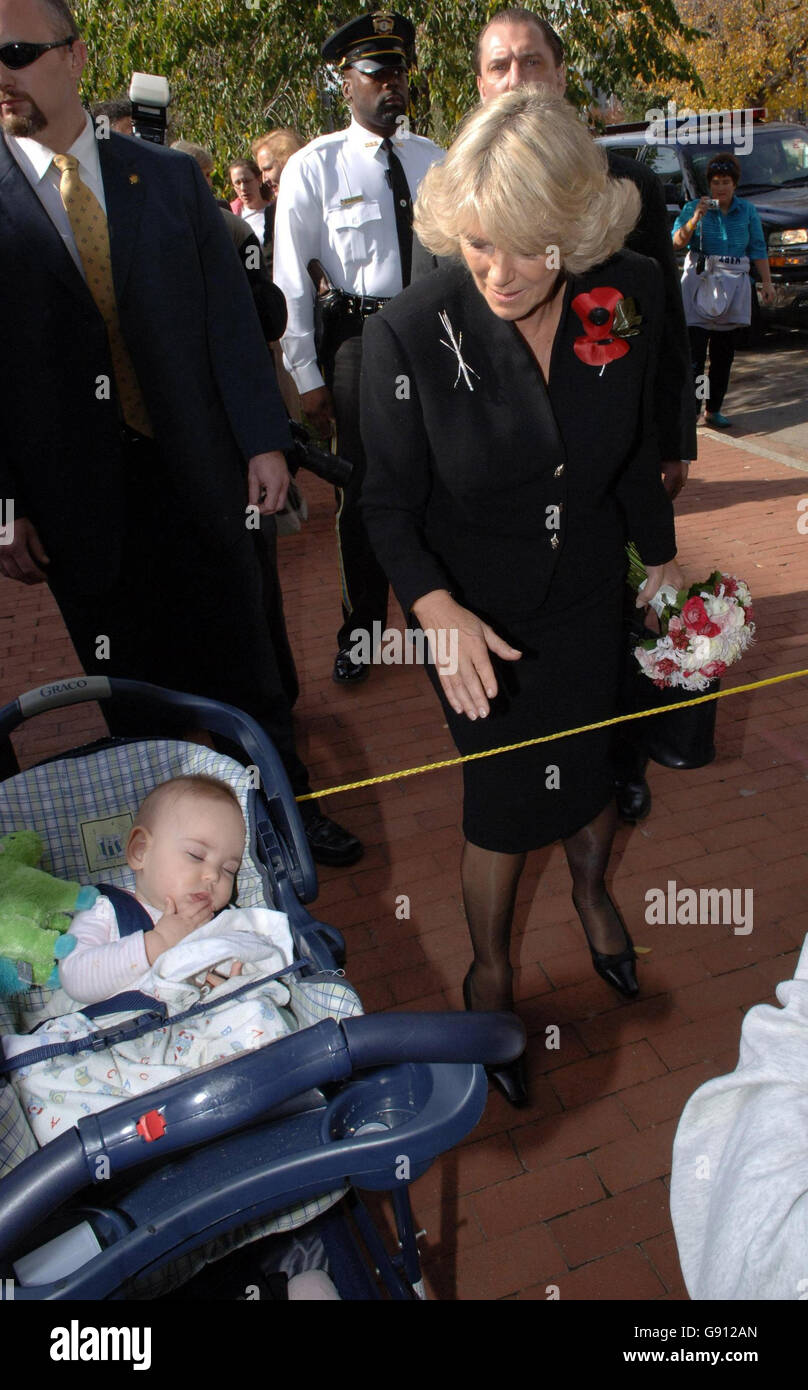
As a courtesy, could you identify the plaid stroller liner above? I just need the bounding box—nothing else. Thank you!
[0,739,362,1278]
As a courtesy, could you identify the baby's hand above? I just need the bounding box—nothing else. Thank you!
[145,896,212,964]
[204,960,244,990]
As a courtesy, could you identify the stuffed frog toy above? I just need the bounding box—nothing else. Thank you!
[0,830,98,994]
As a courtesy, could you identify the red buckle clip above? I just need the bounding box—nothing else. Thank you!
[135,1109,167,1142]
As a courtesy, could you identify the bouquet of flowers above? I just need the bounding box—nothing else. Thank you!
[627,544,756,693]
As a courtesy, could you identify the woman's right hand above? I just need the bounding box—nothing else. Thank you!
[411,590,522,720]
[692,197,713,224]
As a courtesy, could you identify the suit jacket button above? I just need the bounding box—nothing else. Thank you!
[550,534,559,550]
[554,464,565,476]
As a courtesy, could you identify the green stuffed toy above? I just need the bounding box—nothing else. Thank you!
[0,830,99,995]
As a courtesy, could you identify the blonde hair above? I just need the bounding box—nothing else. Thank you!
[252,128,305,163]
[135,776,244,831]
[414,87,640,275]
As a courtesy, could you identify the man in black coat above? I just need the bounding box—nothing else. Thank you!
[0,0,361,865]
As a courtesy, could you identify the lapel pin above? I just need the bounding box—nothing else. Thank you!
[438,310,480,392]
[129,173,139,184]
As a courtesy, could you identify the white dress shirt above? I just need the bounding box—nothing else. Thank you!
[273,116,443,393]
[6,112,107,280]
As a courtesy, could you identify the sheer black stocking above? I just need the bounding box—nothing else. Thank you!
[562,800,626,955]
[460,840,526,1012]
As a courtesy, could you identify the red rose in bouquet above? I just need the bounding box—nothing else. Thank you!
[681,596,721,638]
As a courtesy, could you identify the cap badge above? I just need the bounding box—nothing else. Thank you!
[373,14,395,33]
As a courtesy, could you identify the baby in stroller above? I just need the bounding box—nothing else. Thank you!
[0,679,523,1299]
[4,775,302,1146]
[62,774,249,1001]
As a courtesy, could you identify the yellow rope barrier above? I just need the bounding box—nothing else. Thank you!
[295,665,808,803]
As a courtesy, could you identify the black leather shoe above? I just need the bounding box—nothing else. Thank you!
[486,1055,529,1108]
[300,810,364,867]
[586,910,639,999]
[615,775,651,824]
[332,647,370,685]
[462,971,528,1108]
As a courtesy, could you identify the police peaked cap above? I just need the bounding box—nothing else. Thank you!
[322,11,416,71]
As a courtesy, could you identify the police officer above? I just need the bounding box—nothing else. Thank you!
[273,10,442,684]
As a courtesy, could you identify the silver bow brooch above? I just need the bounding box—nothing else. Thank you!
[438,310,480,392]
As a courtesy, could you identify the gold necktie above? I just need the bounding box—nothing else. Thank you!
[53,154,152,437]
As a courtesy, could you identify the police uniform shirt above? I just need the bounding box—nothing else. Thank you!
[273,116,443,393]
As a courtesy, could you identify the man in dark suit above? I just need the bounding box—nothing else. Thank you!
[0,0,361,866]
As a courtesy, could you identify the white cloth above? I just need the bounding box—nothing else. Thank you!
[58,892,292,1006]
[4,907,296,1147]
[273,116,443,393]
[5,113,107,278]
[670,932,808,1300]
[680,253,752,330]
[139,907,293,1006]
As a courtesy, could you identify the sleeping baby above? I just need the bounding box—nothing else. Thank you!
[4,775,296,1144]
[61,773,249,1001]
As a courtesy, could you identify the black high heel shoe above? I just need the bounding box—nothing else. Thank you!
[582,904,639,999]
[462,971,529,1109]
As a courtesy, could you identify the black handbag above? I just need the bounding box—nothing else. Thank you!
[619,607,719,770]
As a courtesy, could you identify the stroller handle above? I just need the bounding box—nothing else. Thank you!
[342,1011,525,1068]
[0,676,318,901]
[0,1011,523,1263]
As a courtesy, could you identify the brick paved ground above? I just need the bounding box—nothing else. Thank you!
[1,429,806,1301]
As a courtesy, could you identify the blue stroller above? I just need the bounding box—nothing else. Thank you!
[0,678,523,1300]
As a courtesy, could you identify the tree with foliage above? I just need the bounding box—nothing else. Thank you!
[73,0,704,181]
[661,0,808,119]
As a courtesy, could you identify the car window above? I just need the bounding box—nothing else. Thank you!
[690,129,808,191]
[645,144,682,180]
[645,144,684,200]
[601,143,645,163]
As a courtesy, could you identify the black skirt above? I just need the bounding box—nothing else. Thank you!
[425,572,624,854]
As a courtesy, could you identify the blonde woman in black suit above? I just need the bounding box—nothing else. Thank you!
[360,89,685,1105]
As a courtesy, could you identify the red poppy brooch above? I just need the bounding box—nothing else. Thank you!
[571,289,642,374]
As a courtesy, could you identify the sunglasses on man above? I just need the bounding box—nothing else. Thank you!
[0,36,76,70]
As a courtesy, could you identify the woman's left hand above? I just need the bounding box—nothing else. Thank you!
[638,559,686,610]
[760,284,776,306]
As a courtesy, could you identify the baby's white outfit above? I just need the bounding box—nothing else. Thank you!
[3,893,295,1146]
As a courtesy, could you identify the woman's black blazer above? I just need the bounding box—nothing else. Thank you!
[360,251,676,624]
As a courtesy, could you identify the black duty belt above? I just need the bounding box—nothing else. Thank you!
[341,292,391,318]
